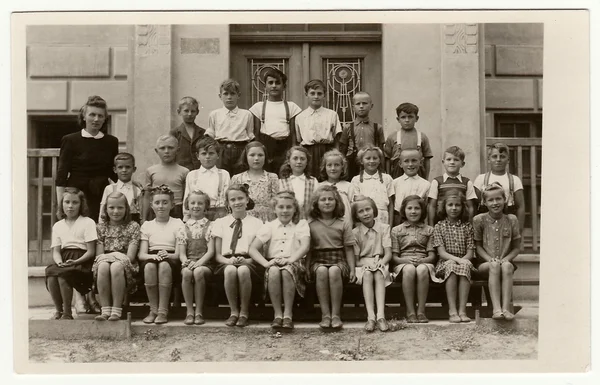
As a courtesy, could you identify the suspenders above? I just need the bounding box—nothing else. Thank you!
[396,130,422,148]
[348,122,379,154]
[261,100,290,124]
[482,171,515,205]
[192,169,225,207]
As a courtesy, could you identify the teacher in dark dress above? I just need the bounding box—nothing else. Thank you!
[56,95,119,222]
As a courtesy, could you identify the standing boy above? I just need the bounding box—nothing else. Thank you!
[339,91,385,179]
[207,79,254,176]
[427,146,477,226]
[473,142,526,235]
[249,68,302,174]
[183,136,230,222]
[170,96,205,171]
[295,79,342,178]
[384,102,433,180]
[99,152,143,224]
[392,149,431,226]
[142,135,189,222]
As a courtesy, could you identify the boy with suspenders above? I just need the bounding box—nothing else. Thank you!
[383,102,433,180]
[249,68,302,175]
[99,153,143,224]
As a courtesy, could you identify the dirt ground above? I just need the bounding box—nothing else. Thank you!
[29,322,537,363]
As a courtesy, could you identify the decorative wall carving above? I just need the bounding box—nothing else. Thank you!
[136,25,171,56]
[444,24,478,54]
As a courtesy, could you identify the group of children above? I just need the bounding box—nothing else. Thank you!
[46,68,525,331]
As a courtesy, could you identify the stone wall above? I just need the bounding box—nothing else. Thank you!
[26,25,133,146]
[484,23,543,112]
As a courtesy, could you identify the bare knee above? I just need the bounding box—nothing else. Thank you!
[224,265,237,278]
[315,266,329,280]
[181,268,193,283]
[281,269,293,282]
[98,262,110,274]
[193,267,208,282]
[362,270,374,283]
[328,266,342,280]
[237,265,251,278]
[110,263,124,277]
[373,271,384,282]
[489,261,501,274]
[501,262,515,274]
[268,266,281,277]
[158,262,172,281]
[402,265,416,279]
[416,264,429,278]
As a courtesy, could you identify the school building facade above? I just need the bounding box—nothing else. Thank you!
[26,23,542,304]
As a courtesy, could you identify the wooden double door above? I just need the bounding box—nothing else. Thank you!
[231,42,382,126]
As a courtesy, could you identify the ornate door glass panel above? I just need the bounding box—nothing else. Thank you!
[250,58,288,104]
[324,58,363,125]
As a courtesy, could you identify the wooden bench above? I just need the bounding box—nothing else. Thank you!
[124,277,539,321]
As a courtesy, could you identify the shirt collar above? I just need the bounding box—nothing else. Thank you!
[443,173,463,182]
[116,180,133,189]
[363,172,379,180]
[241,171,267,183]
[225,107,239,115]
[401,174,420,181]
[401,221,425,229]
[354,116,370,125]
[200,166,218,174]
[187,217,208,226]
[359,222,378,236]
[290,174,306,181]
[275,219,293,228]
[309,107,323,115]
[81,129,104,139]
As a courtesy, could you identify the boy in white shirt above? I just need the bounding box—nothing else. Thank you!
[249,68,302,174]
[183,136,230,222]
[295,79,342,179]
[99,153,143,224]
[392,149,431,226]
[207,79,254,176]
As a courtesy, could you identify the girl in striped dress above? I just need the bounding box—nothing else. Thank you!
[433,191,476,323]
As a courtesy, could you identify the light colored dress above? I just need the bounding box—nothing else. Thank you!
[351,171,394,224]
[352,221,393,287]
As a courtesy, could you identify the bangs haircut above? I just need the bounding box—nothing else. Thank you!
[319,149,348,181]
[184,189,211,211]
[177,96,199,111]
[436,190,469,223]
[351,196,378,224]
[101,192,132,223]
[487,142,510,157]
[395,102,419,116]
[195,136,221,154]
[399,195,426,224]
[155,134,178,148]
[220,79,241,94]
[444,146,466,162]
[308,185,345,220]
[304,79,326,93]
[271,190,301,224]
[57,187,90,219]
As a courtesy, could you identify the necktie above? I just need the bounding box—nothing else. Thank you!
[229,218,243,254]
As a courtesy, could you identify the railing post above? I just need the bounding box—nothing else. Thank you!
[530,145,539,251]
[36,156,44,266]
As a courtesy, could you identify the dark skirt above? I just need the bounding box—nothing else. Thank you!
[139,250,182,285]
[214,255,264,283]
[67,175,110,222]
[45,248,93,295]
[309,248,350,282]
[303,143,335,181]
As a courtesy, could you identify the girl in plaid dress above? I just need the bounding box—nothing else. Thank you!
[249,191,310,330]
[391,195,440,323]
[433,191,476,323]
[308,185,356,329]
[278,146,318,219]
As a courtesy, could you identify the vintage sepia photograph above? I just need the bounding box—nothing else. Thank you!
[10,9,591,375]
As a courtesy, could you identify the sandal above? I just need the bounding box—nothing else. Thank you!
[459,313,471,323]
[319,316,331,329]
[417,313,429,323]
[50,311,62,320]
[502,311,515,321]
[406,313,418,323]
[449,314,461,323]
[492,311,505,320]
